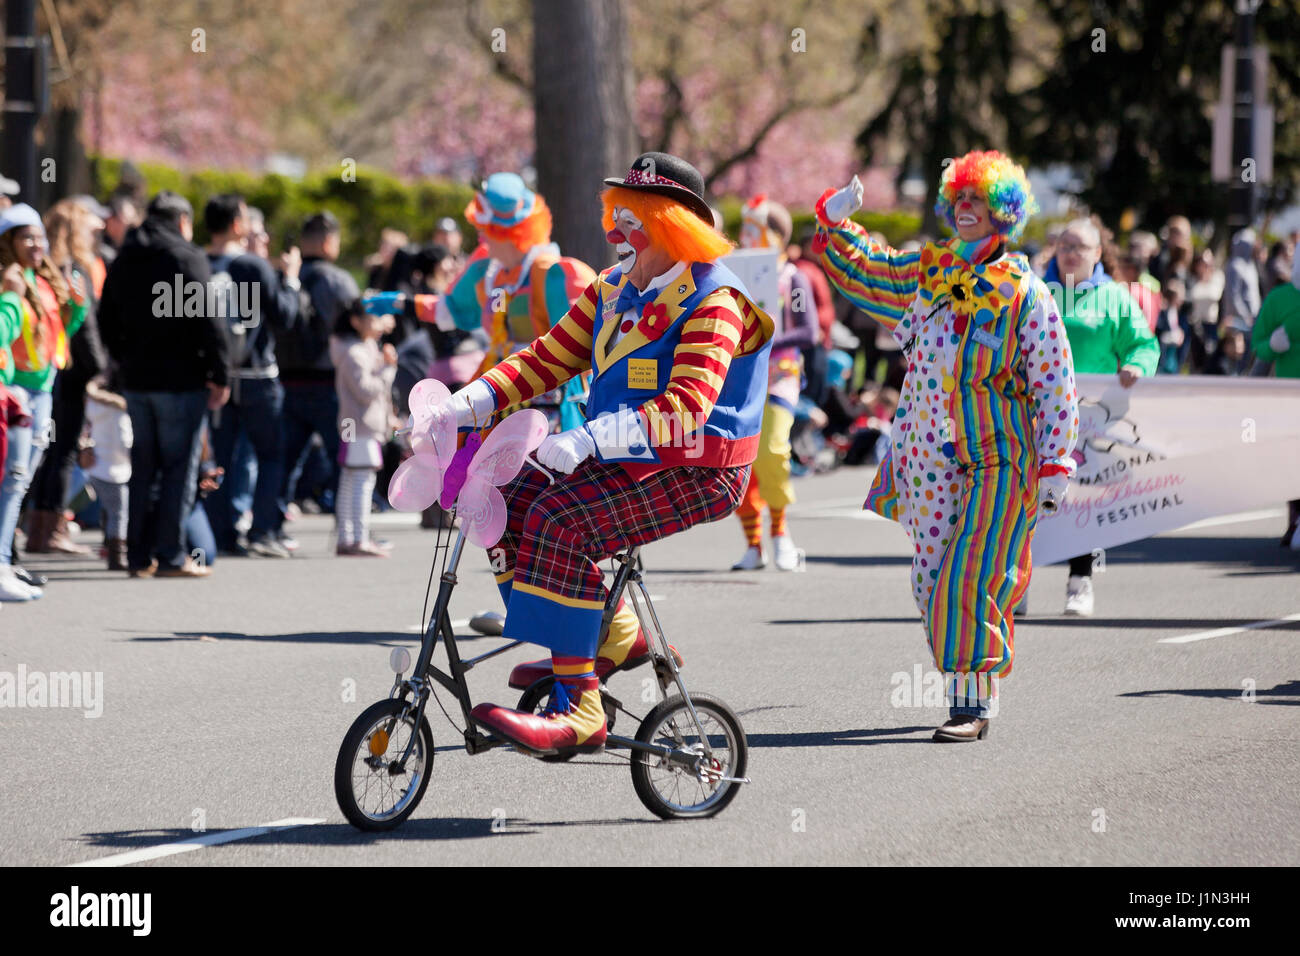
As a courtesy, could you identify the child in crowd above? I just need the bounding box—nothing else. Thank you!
[330,300,398,557]
[80,373,132,570]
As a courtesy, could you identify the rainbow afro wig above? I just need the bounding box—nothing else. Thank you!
[934,150,1038,242]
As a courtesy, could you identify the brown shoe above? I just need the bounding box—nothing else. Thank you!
[336,541,390,558]
[23,510,57,553]
[106,538,128,572]
[129,560,159,579]
[932,715,990,742]
[155,557,211,578]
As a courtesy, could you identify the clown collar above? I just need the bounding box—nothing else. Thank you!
[916,235,1025,321]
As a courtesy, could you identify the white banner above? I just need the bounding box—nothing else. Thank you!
[720,248,780,318]
[1031,375,1300,565]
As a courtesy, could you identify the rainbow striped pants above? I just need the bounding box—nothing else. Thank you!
[905,461,1038,679]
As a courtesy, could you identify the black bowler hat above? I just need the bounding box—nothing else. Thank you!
[604,152,713,225]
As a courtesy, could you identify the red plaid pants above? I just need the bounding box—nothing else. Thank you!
[490,459,748,656]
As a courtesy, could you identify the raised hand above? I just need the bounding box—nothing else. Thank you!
[823,176,864,224]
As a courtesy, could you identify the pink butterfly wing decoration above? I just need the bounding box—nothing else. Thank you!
[387,455,444,512]
[387,378,457,512]
[455,409,548,548]
[406,379,456,458]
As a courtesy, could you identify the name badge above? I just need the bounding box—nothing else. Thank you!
[972,328,1003,350]
[628,359,658,390]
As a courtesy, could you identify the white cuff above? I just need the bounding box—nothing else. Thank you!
[433,296,457,332]
[585,407,655,462]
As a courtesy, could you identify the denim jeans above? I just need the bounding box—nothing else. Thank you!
[0,384,53,566]
[124,390,208,570]
[279,381,340,526]
[206,378,285,548]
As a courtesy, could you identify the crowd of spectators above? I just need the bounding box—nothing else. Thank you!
[1,170,1297,610]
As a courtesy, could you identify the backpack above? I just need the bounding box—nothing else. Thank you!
[208,253,253,371]
[272,263,333,373]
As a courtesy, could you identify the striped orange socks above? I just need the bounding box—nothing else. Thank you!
[770,507,787,539]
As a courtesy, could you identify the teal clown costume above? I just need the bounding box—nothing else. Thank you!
[814,151,1078,742]
[367,173,596,431]
[449,153,774,757]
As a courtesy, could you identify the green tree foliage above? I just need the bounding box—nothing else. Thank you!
[1011,0,1300,228]
[92,158,475,273]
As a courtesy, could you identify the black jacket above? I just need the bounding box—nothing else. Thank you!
[274,257,359,383]
[207,249,299,378]
[99,217,229,392]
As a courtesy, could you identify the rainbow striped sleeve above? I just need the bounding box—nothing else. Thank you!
[640,290,758,444]
[480,280,599,406]
[814,218,921,332]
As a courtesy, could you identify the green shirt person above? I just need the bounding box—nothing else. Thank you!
[1041,218,1158,616]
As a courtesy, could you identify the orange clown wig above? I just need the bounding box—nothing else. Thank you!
[601,186,733,264]
[464,193,553,253]
[934,150,1039,242]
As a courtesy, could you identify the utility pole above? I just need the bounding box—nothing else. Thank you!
[3,0,42,203]
[1227,0,1257,230]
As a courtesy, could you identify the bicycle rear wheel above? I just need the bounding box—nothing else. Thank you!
[335,698,435,831]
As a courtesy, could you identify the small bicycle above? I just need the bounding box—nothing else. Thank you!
[333,380,750,830]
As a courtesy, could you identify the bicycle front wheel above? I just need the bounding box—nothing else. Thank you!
[630,693,747,820]
[334,698,435,831]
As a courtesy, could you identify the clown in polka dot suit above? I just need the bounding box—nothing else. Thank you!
[814,151,1078,742]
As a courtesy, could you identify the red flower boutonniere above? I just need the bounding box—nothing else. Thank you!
[640,302,671,339]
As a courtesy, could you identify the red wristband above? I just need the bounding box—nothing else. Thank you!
[1038,463,1070,478]
[813,188,840,228]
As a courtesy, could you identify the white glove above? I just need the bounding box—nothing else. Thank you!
[1038,473,1069,515]
[449,379,497,429]
[585,407,653,461]
[1270,326,1291,354]
[537,427,596,475]
[823,175,864,224]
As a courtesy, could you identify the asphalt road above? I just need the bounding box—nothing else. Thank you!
[2,465,1297,866]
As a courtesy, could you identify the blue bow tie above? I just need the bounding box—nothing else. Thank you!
[614,280,660,317]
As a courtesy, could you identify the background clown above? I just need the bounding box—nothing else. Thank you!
[815,150,1078,742]
[367,172,595,433]
[441,152,774,758]
[730,195,817,572]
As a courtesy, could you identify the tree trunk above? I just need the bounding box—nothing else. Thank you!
[532,0,636,271]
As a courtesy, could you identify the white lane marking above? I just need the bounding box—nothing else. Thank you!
[1159,612,1300,645]
[405,619,470,632]
[1174,508,1286,532]
[70,817,325,867]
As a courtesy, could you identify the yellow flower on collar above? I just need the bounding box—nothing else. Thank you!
[935,269,979,316]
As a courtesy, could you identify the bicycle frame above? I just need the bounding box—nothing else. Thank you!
[387,525,731,779]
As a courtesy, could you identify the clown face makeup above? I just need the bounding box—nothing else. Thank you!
[607,206,649,272]
[954,187,995,241]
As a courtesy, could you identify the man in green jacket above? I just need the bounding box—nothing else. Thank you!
[1251,255,1300,547]
[1043,218,1159,615]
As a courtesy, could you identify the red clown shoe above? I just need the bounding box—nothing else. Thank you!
[471,676,608,757]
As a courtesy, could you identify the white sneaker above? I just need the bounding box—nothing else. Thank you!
[772,535,805,572]
[0,566,41,602]
[1064,575,1093,616]
[731,545,767,571]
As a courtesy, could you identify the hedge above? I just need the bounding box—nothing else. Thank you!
[91,157,477,273]
[92,157,931,270]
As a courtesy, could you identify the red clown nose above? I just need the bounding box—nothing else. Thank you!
[606,228,625,244]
